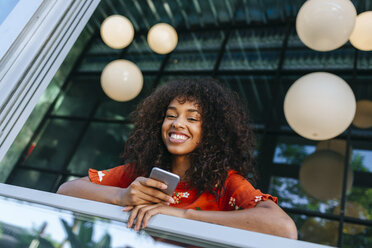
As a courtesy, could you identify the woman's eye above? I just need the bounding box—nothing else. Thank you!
[188,118,199,121]
[167,115,176,118]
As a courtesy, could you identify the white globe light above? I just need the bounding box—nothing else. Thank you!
[296,0,356,51]
[316,139,352,158]
[299,150,353,201]
[100,15,134,49]
[352,100,372,128]
[350,11,372,51]
[147,23,178,54]
[100,60,143,102]
[284,72,356,140]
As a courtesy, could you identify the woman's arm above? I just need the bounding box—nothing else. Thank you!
[126,200,297,239]
[57,176,175,206]
[185,200,297,239]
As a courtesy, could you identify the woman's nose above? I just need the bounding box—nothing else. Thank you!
[172,118,185,129]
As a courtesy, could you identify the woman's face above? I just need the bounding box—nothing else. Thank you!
[162,98,202,156]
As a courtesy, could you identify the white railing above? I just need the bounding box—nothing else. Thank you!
[0,183,333,248]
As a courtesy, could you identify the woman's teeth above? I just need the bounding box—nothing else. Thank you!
[170,134,188,140]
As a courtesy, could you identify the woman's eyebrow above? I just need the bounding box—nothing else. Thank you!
[187,109,200,114]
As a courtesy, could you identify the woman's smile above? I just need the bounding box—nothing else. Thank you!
[169,132,190,143]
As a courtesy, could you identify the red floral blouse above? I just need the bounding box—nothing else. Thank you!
[89,164,278,210]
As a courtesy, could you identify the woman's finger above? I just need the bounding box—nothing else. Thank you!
[134,204,161,231]
[142,206,162,228]
[122,206,134,211]
[139,177,168,191]
[127,205,145,228]
[137,189,173,205]
[140,186,175,204]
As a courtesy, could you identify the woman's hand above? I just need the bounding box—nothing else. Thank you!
[123,204,187,231]
[119,177,175,206]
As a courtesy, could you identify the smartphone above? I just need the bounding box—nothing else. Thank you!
[149,167,180,196]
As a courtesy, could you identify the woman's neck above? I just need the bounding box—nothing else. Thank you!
[171,156,191,181]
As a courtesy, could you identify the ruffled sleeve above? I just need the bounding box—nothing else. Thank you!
[220,170,278,210]
[88,164,136,188]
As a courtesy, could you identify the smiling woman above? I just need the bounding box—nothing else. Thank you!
[57,78,297,239]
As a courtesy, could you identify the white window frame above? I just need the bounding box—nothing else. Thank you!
[0,0,101,162]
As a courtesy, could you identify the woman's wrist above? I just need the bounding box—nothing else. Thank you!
[114,187,127,206]
[184,208,196,220]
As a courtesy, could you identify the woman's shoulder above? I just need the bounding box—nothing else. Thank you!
[225,169,255,189]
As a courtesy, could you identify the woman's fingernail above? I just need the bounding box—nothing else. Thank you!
[162,184,167,189]
[169,197,175,203]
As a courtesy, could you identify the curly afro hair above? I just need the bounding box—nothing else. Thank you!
[122,78,256,196]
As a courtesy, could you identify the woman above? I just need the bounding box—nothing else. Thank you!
[57,78,297,239]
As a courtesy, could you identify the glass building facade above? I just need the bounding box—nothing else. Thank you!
[1,0,372,247]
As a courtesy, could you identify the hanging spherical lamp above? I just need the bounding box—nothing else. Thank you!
[349,11,372,51]
[352,100,372,129]
[100,15,134,49]
[299,150,353,201]
[296,0,356,51]
[100,59,143,102]
[284,72,356,140]
[147,23,178,54]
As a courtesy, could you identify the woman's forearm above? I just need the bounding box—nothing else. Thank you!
[184,200,298,239]
[57,177,124,205]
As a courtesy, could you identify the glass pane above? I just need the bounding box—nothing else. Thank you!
[78,55,120,72]
[87,38,122,55]
[219,75,275,125]
[165,52,218,71]
[287,28,307,48]
[272,135,317,164]
[226,27,285,50]
[350,138,372,173]
[0,196,184,247]
[23,119,85,170]
[352,76,372,101]
[357,51,372,70]
[221,49,280,70]
[342,224,372,248]
[67,123,133,174]
[283,48,354,70]
[8,169,58,191]
[174,30,225,52]
[125,53,164,71]
[52,76,102,117]
[127,34,153,54]
[345,186,372,221]
[273,143,316,164]
[289,213,339,247]
[95,76,156,120]
[269,176,339,214]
